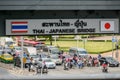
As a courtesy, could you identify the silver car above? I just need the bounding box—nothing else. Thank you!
[42,58,56,69]
[50,54,62,65]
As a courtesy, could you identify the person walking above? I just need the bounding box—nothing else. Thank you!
[26,57,31,72]
[42,61,48,73]
[13,54,16,68]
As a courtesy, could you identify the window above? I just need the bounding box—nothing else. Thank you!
[43,47,48,52]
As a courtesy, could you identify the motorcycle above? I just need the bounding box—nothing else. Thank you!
[64,62,70,70]
[102,67,108,72]
[102,64,108,73]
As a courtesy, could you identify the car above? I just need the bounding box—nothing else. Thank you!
[43,58,56,69]
[38,58,56,69]
[34,44,45,50]
[13,46,22,56]
[0,51,3,58]
[99,57,119,67]
[0,53,13,63]
[29,54,40,63]
[3,46,12,55]
[69,47,88,58]
[63,54,73,62]
[39,53,48,59]
[42,45,61,56]
[0,46,4,52]
[0,46,4,56]
[50,54,62,65]
[23,46,37,56]
[34,44,45,53]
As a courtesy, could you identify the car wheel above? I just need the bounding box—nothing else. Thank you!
[116,64,119,67]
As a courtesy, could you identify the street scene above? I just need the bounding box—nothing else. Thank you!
[0,36,120,79]
[0,0,120,80]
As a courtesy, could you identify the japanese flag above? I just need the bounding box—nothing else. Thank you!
[101,21,114,31]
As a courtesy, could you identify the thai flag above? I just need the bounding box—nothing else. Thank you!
[11,21,28,33]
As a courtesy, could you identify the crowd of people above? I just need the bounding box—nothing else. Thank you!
[13,51,108,73]
[63,54,102,70]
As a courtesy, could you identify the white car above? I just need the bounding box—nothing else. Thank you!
[30,55,40,64]
[42,58,56,69]
[50,54,62,65]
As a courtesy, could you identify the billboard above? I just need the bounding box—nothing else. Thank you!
[6,19,119,35]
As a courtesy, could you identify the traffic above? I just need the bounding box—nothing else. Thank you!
[0,37,120,75]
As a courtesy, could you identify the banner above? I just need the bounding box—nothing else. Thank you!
[6,19,119,35]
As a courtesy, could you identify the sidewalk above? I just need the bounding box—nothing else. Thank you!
[0,62,35,76]
[9,67,36,76]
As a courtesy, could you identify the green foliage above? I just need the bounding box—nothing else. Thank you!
[45,40,115,54]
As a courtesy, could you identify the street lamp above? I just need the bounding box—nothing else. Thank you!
[74,35,81,48]
[112,35,118,58]
[52,35,59,46]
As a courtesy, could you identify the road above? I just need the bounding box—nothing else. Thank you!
[0,67,18,79]
[1,64,120,79]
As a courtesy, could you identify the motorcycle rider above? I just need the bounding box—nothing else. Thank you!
[102,61,108,72]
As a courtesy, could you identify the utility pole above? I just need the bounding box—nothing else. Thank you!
[112,35,115,58]
[21,36,24,70]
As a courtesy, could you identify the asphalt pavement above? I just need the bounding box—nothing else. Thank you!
[2,64,120,79]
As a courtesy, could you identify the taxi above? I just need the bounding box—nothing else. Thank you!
[0,53,13,63]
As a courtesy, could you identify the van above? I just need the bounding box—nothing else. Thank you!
[0,37,15,48]
[69,47,88,57]
[15,47,37,68]
[42,45,61,56]
[23,47,37,56]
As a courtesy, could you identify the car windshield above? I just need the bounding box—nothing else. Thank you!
[5,55,12,58]
[78,51,87,54]
[51,48,60,54]
[51,55,59,59]
[30,55,38,58]
[40,54,47,58]
[15,47,21,50]
[44,59,52,62]
[35,45,44,50]
[106,57,116,62]
[6,42,14,45]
